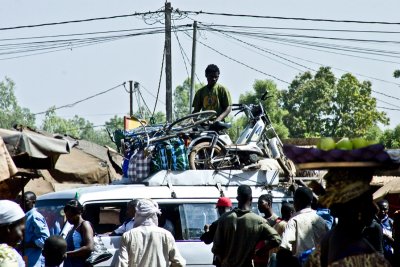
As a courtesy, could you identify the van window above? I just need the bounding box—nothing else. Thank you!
[36,199,68,236]
[84,203,127,234]
[179,203,218,241]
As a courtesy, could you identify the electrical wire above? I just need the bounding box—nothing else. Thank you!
[172,23,190,78]
[0,11,164,31]
[34,82,126,115]
[181,10,400,25]
[199,23,400,34]
[377,106,400,111]
[206,27,315,72]
[183,31,290,84]
[139,84,166,105]
[152,45,166,119]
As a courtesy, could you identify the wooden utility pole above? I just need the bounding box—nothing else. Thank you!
[189,21,197,114]
[165,2,173,122]
[134,81,140,117]
[129,80,133,117]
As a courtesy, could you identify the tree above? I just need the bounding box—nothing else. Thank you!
[173,78,203,120]
[41,108,117,148]
[282,67,389,138]
[239,79,289,139]
[380,124,400,148]
[0,77,35,129]
[394,70,400,78]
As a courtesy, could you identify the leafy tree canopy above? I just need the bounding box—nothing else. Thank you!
[0,77,35,129]
[173,78,204,120]
[282,67,389,138]
[380,124,400,148]
[41,108,116,148]
[394,70,400,78]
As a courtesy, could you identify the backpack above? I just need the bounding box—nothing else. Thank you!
[151,138,189,172]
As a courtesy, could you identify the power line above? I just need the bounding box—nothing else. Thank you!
[172,23,190,78]
[0,11,163,31]
[200,23,400,34]
[0,26,167,42]
[184,32,290,84]
[182,10,400,25]
[376,98,400,109]
[139,84,166,105]
[206,28,400,58]
[34,82,126,115]
[207,28,315,72]
[249,36,400,65]
[377,106,400,111]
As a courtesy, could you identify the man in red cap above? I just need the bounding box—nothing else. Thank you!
[200,197,233,266]
[201,197,233,245]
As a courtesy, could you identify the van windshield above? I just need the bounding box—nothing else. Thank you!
[36,199,69,236]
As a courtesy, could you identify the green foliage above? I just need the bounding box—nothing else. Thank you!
[41,108,116,149]
[282,67,389,138]
[173,78,203,119]
[0,77,35,128]
[364,125,382,142]
[394,70,400,78]
[239,79,289,139]
[380,124,400,148]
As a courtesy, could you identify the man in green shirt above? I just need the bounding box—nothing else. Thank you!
[212,185,281,267]
[192,64,232,121]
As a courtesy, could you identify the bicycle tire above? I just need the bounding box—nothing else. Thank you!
[167,111,216,133]
[189,141,228,170]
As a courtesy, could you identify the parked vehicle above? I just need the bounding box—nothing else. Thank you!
[188,91,296,177]
[36,170,292,267]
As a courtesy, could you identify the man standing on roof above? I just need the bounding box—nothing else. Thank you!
[21,191,50,267]
[192,64,232,122]
[212,185,281,267]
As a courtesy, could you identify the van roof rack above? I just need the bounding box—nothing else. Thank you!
[140,169,280,187]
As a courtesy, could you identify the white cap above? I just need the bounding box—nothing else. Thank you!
[0,200,25,225]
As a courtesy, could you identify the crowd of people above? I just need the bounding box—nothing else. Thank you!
[0,177,400,267]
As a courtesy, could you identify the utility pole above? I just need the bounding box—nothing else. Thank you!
[134,81,140,117]
[165,2,173,122]
[189,21,197,114]
[129,80,133,117]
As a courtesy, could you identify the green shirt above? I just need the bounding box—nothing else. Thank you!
[212,208,281,267]
[192,83,232,117]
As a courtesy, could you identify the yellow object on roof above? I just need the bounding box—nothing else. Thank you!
[124,116,147,130]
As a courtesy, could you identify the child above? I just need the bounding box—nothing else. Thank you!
[42,236,67,267]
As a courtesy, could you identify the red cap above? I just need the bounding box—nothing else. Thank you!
[216,197,232,208]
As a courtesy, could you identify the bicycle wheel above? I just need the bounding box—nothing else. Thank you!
[189,142,228,170]
[167,111,216,133]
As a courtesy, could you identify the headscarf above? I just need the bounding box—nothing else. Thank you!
[0,200,25,226]
[133,199,161,227]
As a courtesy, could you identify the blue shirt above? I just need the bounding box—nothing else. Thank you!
[379,215,394,258]
[24,208,50,267]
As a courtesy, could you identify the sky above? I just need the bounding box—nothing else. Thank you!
[1,0,400,131]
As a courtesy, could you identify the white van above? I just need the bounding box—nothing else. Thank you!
[36,170,292,267]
